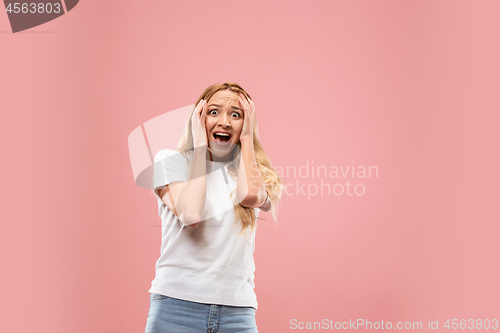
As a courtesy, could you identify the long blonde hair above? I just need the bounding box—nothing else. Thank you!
[177,82,283,235]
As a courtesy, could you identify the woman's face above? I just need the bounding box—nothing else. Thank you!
[205,89,245,159]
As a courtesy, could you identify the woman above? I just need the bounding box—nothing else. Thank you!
[145,82,283,333]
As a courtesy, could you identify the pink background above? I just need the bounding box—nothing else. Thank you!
[1,0,499,332]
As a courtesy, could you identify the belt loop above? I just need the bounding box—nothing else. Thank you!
[207,304,221,332]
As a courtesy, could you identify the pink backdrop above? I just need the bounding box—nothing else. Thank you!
[1,1,499,332]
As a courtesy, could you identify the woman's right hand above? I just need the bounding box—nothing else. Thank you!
[191,99,208,148]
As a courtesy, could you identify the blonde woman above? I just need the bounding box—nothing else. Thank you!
[145,82,283,333]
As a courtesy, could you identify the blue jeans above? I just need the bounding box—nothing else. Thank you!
[145,293,258,333]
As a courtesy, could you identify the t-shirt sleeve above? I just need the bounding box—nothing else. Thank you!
[258,194,272,212]
[153,149,189,201]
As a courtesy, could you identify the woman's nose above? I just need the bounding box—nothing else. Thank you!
[219,114,230,127]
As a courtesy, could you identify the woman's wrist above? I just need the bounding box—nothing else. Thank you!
[239,136,253,147]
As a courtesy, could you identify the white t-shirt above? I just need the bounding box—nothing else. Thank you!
[149,149,271,309]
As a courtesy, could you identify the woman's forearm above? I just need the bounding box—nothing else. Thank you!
[237,138,267,207]
[175,147,207,224]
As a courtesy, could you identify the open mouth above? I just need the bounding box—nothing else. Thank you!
[213,132,231,143]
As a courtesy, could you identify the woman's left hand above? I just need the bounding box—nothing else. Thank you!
[238,93,255,142]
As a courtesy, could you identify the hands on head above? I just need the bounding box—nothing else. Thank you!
[191,90,255,154]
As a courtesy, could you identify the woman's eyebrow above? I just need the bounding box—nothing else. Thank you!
[207,103,242,111]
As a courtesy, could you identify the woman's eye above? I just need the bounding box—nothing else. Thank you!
[209,110,218,115]
[232,112,241,118]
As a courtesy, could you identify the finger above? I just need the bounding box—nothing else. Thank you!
[242,97,251,116]
[238,95,248,112]
[193,101,202,120]
[203,100,208,121]
[200,101,206,123]
[195,100,202,112]
[237,95,243,110]
[244,95,253,110]
[244,96,253,109]
[239,93,248,104]
[197,100,205,119]
[244,96,253,111]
